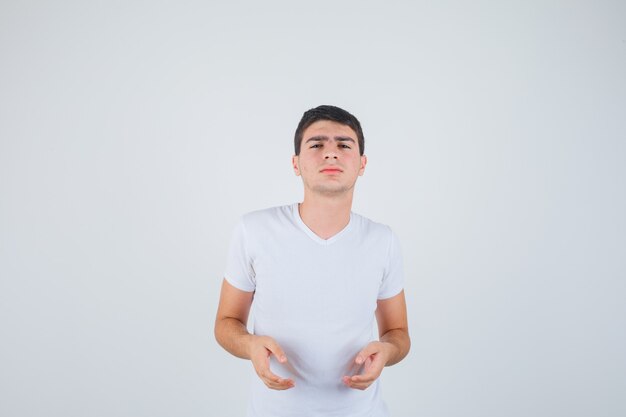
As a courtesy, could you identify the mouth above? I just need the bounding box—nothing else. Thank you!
[320,168,343,173]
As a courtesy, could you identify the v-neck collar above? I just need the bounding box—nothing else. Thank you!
[292,203,354,246]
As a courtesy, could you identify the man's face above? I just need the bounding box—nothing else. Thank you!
[292,120,367,197]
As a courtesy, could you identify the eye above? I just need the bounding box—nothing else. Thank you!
[310,144,322,148]
[340,144,351,149]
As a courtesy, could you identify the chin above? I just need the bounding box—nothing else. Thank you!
[312,184,352,196]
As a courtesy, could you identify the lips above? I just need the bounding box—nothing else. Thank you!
[320,167,343,173]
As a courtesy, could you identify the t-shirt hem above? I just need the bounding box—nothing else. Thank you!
[377,286,404,300]
[224,274,255,293]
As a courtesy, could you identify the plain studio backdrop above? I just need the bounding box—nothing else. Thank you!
[1,1,625,416]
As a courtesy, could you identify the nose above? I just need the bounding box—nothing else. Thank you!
[324,150,338,160]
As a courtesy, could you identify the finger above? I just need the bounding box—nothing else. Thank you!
[349,373,376,384]
[264,376,296,390]
[256,360,295,389]
[353,370,381,385]
[347,382,370,390]
[342,376,372,390]
[258,367,287,385]
[259,372,295,390]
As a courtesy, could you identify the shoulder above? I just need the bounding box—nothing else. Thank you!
[237,204,296,238]
[240,204,292,225]
[351,211,397,243]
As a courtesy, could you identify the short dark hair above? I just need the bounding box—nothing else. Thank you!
[294,105,365,156]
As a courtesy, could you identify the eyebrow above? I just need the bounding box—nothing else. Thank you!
[304,135,356,144]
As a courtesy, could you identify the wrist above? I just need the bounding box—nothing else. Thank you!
[380,341,399,365]
[243,333,257,359]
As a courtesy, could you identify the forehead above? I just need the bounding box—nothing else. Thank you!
[302,120,357,140]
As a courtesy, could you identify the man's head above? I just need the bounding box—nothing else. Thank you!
[294,105,365,156]
[292,105,367,197]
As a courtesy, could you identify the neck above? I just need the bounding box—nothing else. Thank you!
[298,191,353,240]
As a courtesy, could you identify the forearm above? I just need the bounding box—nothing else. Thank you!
[214,317,254,360]
[380,328,410,366]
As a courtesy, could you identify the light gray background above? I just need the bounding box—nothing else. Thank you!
[1,1,625,416]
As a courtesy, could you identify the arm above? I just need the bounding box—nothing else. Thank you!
[343,290,410,390]
[376,289,411,365]
[214,278,295,390]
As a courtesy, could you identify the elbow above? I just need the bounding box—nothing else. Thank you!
[213,316,225,347]
[404,333,411,359]
[397,327,411,362]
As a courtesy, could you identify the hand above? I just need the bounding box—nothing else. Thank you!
[248,335,295,390]
[342,341,395,390]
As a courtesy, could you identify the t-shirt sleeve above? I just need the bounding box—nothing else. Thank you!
[223,218,256,292]
[378,227,405,299]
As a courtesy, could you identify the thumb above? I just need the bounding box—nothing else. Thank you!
[355,342,379,365]
[264,338,288,363]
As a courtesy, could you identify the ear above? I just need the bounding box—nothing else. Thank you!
[292,155,301,176]
[358,155,367,176]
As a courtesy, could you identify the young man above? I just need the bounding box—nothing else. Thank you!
[215,105,410,416]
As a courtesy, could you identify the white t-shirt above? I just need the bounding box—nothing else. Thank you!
[224,203,404,417]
